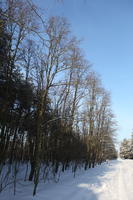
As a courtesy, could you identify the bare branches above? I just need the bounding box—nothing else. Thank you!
[0,0,117,196]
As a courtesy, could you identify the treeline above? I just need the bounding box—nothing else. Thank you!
[0,0,117,195]
[120,135,133,159]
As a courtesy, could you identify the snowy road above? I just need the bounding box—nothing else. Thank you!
[1,159,133,200]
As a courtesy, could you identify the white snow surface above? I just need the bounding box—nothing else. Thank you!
[1,159,133,200]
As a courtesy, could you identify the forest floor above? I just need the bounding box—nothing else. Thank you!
[0,159,133,200]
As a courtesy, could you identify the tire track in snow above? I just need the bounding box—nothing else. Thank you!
[118,165,126,200]
[118,159,133,200]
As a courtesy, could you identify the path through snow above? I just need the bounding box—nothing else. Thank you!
[1,159,133,200]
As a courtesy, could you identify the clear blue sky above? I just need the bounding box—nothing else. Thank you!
[35,0,133,141]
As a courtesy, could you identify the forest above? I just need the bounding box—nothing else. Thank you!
[0,0,117,196]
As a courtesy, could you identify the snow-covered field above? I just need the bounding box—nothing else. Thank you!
[1,159,133,200]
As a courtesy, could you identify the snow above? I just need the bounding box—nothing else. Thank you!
[1,159,133,200]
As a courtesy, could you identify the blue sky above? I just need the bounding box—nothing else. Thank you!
[35,0,133,141]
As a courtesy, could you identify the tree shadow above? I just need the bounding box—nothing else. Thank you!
[0,160,121,200]
[42,160,121,200]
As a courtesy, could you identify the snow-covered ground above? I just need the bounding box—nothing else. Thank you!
[1,159,133,200]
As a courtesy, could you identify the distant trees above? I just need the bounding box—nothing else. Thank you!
[0,0,117,196]
[120,135,133,159]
